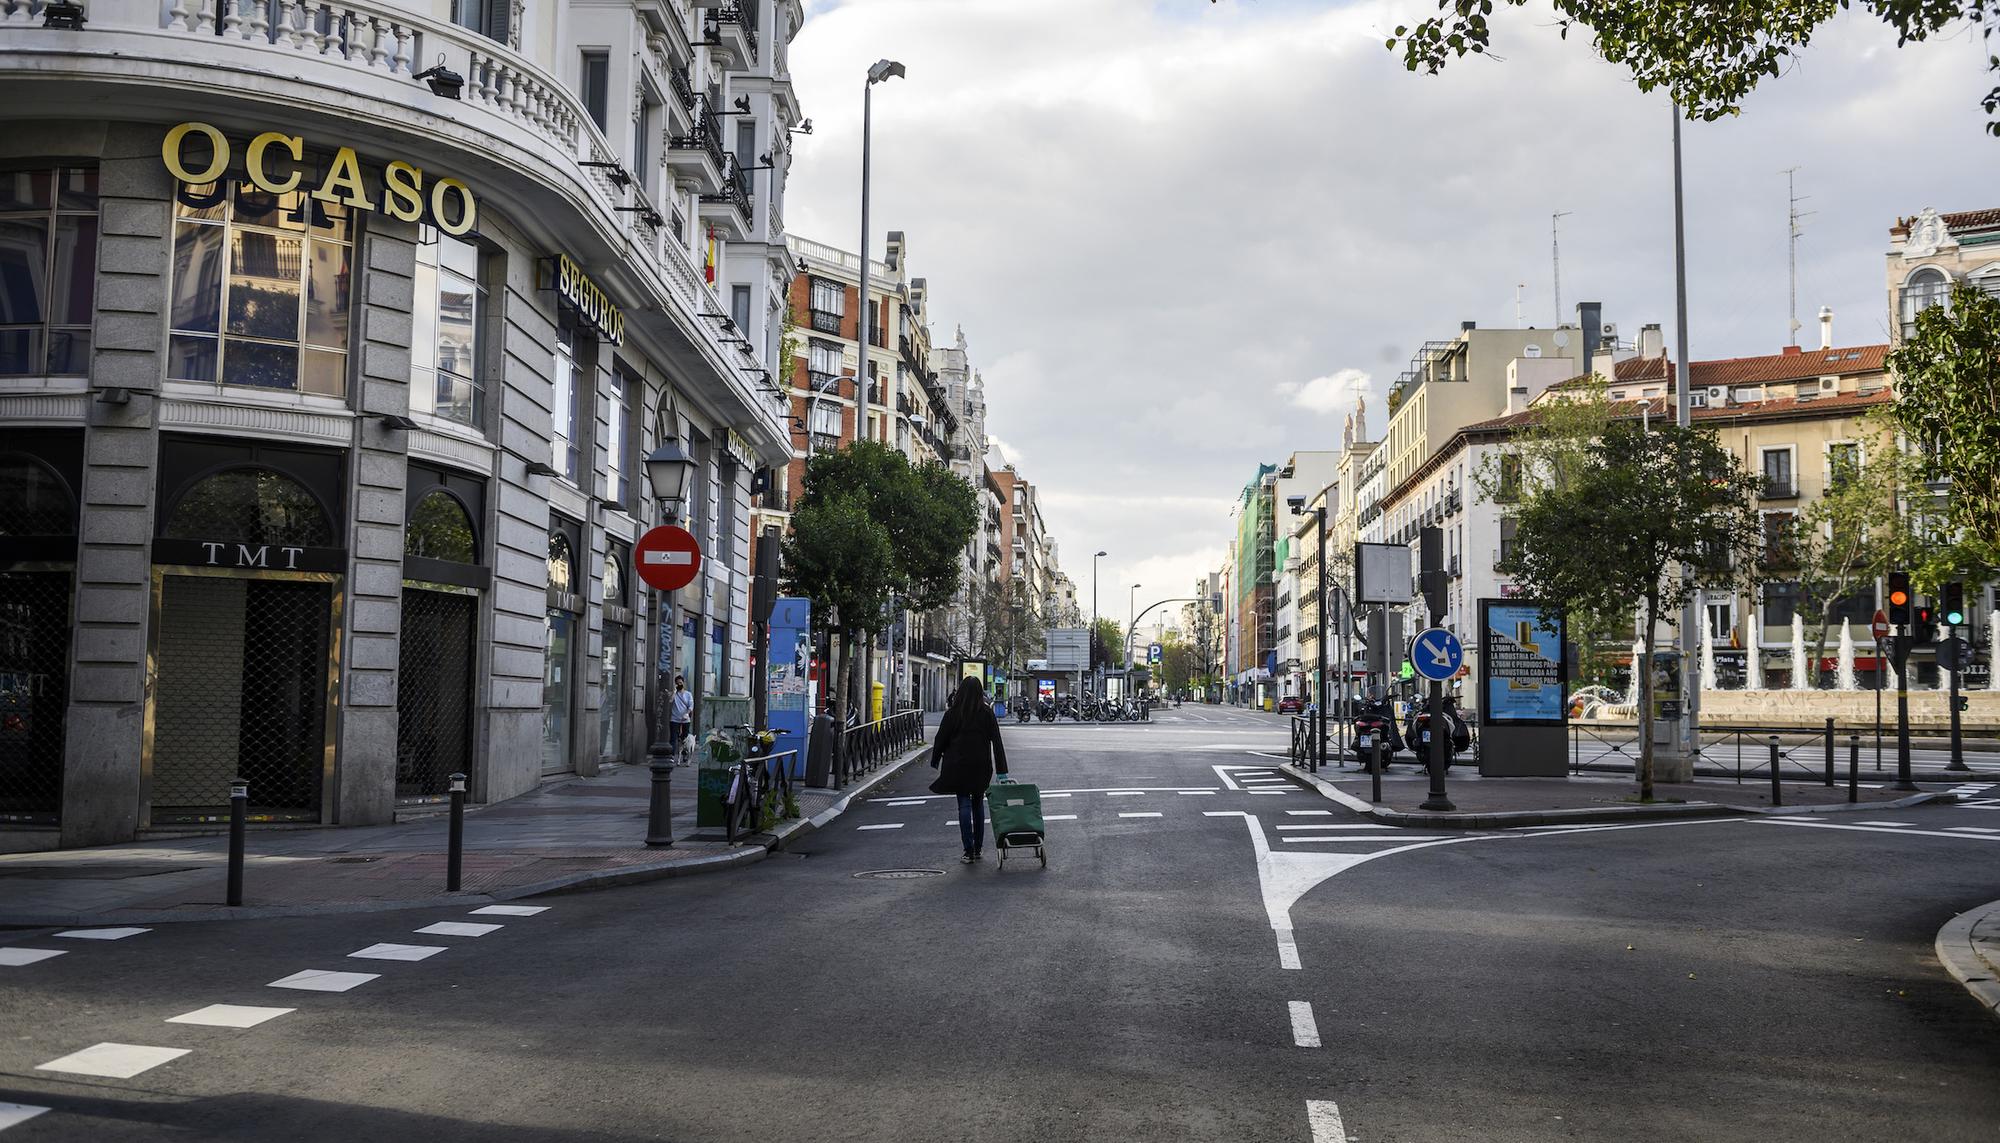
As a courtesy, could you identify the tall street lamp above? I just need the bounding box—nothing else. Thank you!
[1127,583,1142,673]
[643,439,696,847]
[1289,494,1327,772]
[855,58,904,448]
[1091,550,1105,691]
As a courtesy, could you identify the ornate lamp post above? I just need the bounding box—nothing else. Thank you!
[643,440,696,847]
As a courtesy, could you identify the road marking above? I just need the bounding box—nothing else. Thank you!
[469,905,548,916]
[350,943,449,961]
[1948,826,2000,834]
[856,824,904,831]
[1248,789,1294,795]
[1287,810,1334,817]
[1178,790,1217,795]
[1107,791,1147,797]
[1044,814,1078,821]
[37,1043,189,1079]
[167,1004,294,1028]
[415,921,503,937]
[1307,1099,1349,1142]
[1276,823,1395,831]
[0,1104,50,1130]
[268,969,379,992]
[1755,819,2000,842]
[1212,765,1247,790]
[1119,812,1163,818]
[54,927,150,941]
[0,948,66,967]
[882,800,928,807]
[1283,836,1414,844]
[1855,820,1912,827]
[1289,1000,1322,1048]
[1042,793,1073,798]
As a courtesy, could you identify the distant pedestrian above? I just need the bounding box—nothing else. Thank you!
[669,675,694,761]
[929,675,1010,863]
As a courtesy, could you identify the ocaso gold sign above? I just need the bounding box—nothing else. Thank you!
[162,121,477,236]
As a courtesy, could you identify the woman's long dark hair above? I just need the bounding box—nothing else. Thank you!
[949,675,986,722]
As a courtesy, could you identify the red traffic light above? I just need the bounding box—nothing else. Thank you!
[1888,588,1909,606]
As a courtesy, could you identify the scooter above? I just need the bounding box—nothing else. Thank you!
[1016,700,1032,724]
[1352,692,1403,768]
[1403,696,1471,768]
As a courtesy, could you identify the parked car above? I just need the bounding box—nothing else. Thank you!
[1276,695,1304,714]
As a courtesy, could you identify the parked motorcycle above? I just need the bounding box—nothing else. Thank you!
[1016,699,1032,724]
[1351,689,1404,768]
[1403,695,1471,769]
[1037,697,1057,723]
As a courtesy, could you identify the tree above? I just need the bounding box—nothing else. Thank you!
[1088,616,1124,674]
[1887,282,2000,573]
[971,576,1046,675]
[1371,1,2000,137]
[1159,632,1198,694]
[1506,421,1761,799]
[780,493,893,716]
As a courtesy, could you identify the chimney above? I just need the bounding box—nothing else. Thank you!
[1461,320,1477,332]
[1576,301,1602,368]
[1638,323,1664,359]
[1819,305,1833,351]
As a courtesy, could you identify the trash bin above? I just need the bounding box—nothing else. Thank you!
[870,680,884,723]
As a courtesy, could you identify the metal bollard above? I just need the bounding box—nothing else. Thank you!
[1847,734,1859,805]
[226,778,247,907]
[1371,739,1384,804]
[1823,718,1835,787]
[447,772,467,889]
[1768,736,1782,807]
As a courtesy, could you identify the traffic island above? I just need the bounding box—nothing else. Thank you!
[1935,899,2000,1023]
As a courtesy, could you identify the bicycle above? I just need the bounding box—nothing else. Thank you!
[715,724,770,845]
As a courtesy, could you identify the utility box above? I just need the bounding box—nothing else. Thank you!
[766,598,811,778]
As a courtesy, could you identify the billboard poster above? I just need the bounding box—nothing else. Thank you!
[960,660,986,684]
[1479,600,1567,725]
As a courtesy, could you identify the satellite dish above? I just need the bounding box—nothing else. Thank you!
[1523,344,1542,358]
[1553,330,1571,348]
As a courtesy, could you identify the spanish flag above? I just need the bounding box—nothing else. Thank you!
[704,226,716,284]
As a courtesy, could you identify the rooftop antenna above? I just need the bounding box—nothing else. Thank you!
[1551,211,1572,326]
[1783,167,1815,347]
[1514,282,1526,326]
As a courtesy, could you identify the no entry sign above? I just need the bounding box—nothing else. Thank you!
[634,525,702,592]
[1870,609,1889,643]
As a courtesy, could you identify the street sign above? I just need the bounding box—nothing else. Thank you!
[1940,636,1970,672]
[1355,542,1414,605]
[1410,626,1464,682]
[634,525,702,592]
[1870,609,1889,644]
[1147,642,1162,665]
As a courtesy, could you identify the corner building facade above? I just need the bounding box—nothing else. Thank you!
[0,0,803,849]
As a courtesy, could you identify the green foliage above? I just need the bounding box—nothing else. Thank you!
[1369,0,2000,137]
[1777,410,1911,680]
[1887,283,2000,572]
[1506,421,1761,796]
[780,494,893,637]
[964,575,1046,671]
[1089,616,1124,672]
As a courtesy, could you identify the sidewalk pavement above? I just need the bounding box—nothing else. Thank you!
[1935,899,2000,1023]
[0,743,930,927]
[1281,760,1944,829]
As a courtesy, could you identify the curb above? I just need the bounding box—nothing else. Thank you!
[1277,763,1938,829]
[0,744,933,927]
[1935,899,2000,1022]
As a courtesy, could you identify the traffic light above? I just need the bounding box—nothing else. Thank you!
[1887,570,1912,625]
[1913,604,1938,644]
[1955,694,1971,713]
[1942,581,1966,627]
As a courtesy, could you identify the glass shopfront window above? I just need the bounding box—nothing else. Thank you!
[0,167,97,376]
[553,312,583,481]
[412,231,485,428]
[169,181,353,395]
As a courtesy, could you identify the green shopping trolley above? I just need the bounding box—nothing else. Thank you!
[988,781,1047,869]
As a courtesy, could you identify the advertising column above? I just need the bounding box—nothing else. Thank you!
[1477,599,1569,777]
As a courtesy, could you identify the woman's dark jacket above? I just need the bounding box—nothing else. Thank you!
[928,704,1009,796]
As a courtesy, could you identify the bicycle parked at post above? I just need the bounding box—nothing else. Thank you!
[716,723,779,845]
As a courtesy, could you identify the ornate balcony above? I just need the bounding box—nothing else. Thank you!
[698,155,752,240]
[667,97,727,193]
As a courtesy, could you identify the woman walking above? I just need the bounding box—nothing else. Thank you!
[929,676,1009,863]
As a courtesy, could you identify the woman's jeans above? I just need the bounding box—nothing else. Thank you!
[956,792,985,853]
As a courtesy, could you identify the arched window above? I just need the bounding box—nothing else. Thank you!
[164,466,332,546]
[547,531,575,596]
[0,455,76,537]
[1901,266,1951,337]
[404,490,476,563]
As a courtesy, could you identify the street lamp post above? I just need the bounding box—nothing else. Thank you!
[1091,550,1105,695]
[855,59,905,448]
[643,440,696,847]
[1127,583,1142,672]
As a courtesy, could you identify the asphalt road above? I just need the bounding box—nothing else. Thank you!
[2,707,1997,1142]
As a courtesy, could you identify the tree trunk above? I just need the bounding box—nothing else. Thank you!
[1638,601,1658,802]
[839,628,858,723]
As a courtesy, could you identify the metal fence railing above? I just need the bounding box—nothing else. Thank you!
[1570,718,1846,787]
[829,708,925,789]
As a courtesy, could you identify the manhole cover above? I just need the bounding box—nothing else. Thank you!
[853,868,945,880]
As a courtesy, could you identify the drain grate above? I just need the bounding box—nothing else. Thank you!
[853,868,945,880]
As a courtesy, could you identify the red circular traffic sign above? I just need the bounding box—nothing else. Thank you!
[1870,609,1889,642]
[634,525,702,592]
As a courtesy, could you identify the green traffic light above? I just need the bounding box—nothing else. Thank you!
[1945,609,1965,626]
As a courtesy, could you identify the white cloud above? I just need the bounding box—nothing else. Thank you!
[785,0,1986,588]
[1275,369,1375,417]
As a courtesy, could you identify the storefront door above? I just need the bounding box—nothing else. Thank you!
[398,587,476,800]
[541,522,581,776]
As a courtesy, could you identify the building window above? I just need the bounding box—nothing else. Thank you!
[1899,266,1950,338]
[1761,581,1798,629]
[1495,454,1522,502]
[633,96,657,192]
[452,0,508,43]
[1760,510,1798,569]
[1827,441,1860,492]
[807,341,839,389]
[731,284,752,335]
[581,51,611,134]
[169,180,352,395]
[0,167,96,376]
[606,366,632,506]
[1760,447,1795,498]
[734,121,756,198]
[553,312,583,481]
[809,277,842,333]
[411,231,484,429]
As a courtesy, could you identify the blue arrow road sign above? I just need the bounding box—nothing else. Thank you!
[1411,627,1463,682]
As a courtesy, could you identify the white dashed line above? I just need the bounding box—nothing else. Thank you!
[36,1043,189,1079]
[1106,791,1147,797]
[415,921,503,938]
[350,943,449,962]
[1044,814,1078,820]
[1119,812,1164,819]
[54,927,150,941]
[268,969,379,992]
[1855,820,1912,828]
[1178,790,1218,795]
[1287,810,1333,816]
[0,1104,50,1130]
[0,949,65,967]
[1755,820,2000,842]
[166,1004,294,1029]
[1248,789,1293,795]
[1276,823,1394,831]
[470,905,549,916]
[1289,1001,1321,1048]
[1948,826,2000,834]
[1307,1099,1349,1142]
[1042,793,1073,799]
[856,823,904,831]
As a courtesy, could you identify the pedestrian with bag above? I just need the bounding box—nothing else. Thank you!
[930,675,1010,863]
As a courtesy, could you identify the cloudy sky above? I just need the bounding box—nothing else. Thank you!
[782,0,1993,615]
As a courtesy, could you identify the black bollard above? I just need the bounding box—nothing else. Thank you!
[447,772,467,889]
[1847,734,1859,805]
[1768,736,1782,807]
[226,778,247,907]
[1371,739,1384,805]
[1823,718,1835,788]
